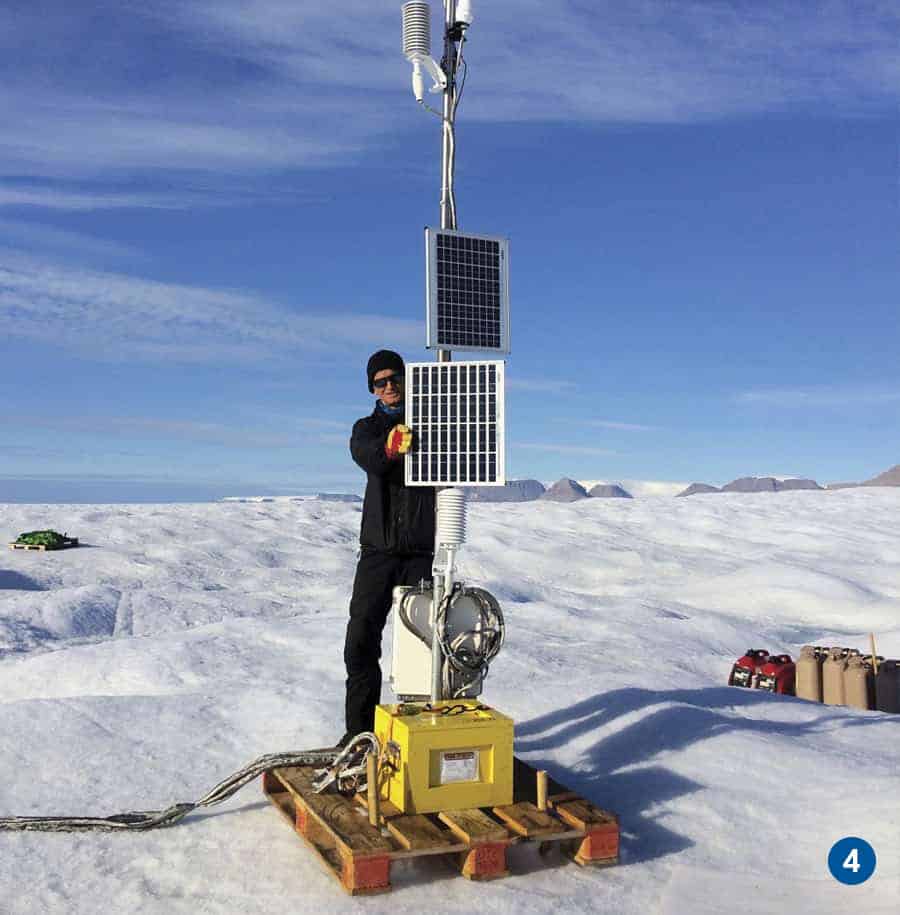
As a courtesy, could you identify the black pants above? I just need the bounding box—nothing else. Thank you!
[344,551,433,736]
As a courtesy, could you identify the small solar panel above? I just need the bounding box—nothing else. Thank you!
[405,360,506,487]
[425,228,510,354]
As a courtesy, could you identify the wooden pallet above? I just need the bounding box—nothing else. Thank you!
[262,755,619,895]
[8,538,79,552]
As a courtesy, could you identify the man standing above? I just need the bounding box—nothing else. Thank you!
[341,350,435,745]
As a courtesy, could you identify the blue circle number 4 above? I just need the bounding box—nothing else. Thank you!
[829,837,876,885]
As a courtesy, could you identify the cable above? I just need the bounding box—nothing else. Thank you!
[452,33,467,117]
[417,99,444,118]
[396,583,505,698]
[0,738,377,833]
[446,118,457,228]
[447,30,468,229]
[434,584,505,697]
[415,29,466,227]
[454,54,468,113]
[421,702,489,716]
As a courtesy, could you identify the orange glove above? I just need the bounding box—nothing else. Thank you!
[385,424,413,459]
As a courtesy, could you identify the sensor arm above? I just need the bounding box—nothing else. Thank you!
[410,54,447,102]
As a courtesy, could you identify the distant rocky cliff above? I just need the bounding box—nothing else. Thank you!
[677,477,823,496]
[464,479,546,502]
[827,464,900,490]
[677,483,721,497]
[588,483,633,499]
[862,464,900,487]
[541,478,590,502]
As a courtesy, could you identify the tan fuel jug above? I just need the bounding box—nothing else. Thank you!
[875,659,900,714]
[822,648,850,705]
[795,645,825,702]
[844,655,875,710]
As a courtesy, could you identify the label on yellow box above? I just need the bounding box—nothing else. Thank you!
[440,750,479,783]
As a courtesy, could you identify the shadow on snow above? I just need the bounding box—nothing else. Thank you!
[515,686,900,866]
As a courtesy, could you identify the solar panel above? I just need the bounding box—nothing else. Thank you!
[425,228,510,354]
[405,360,506,487]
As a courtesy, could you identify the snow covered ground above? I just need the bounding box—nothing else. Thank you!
[1,489,898,914]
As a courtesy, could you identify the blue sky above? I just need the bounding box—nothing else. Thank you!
[1,1,898,501]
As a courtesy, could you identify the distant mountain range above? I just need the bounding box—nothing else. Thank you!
[676,476,822,496]
[677,464,900,497]
[221,464,900,505]
[466,478,634,502]
[468,463,900,503]
[221,493,362,503]
[464,479,547,502]
[827,464,900,490]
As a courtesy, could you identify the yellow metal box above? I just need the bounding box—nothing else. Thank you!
[374,701,514,815]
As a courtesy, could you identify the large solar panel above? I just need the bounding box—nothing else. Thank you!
[405,360,506,487]
[425,228,510,354]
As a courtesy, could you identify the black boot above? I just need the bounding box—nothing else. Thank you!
[335,731,353,750]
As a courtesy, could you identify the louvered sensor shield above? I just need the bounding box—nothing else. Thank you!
[426,227,510,354]
[405,361,505,487]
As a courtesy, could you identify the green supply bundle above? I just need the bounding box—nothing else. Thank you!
[13,530,78,550]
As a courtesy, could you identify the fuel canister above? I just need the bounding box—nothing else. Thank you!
[728,649,769,688]
[756,654,795,695]
[795,645,825,702]
[875,659,900,714]
[823,648,851,706]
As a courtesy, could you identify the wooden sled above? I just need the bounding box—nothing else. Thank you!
[8,537,79,551]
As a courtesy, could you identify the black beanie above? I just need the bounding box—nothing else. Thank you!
[367,349,405,393]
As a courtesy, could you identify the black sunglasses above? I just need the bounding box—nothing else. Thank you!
[373,373,404,390]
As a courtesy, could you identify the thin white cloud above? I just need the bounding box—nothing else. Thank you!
[316,433,351,446]
[1,1,896,185]
[0,444,71,459]
[296,418,348,431]
[0,414,296,448]
[0,188,190,211]
[0,252,421,365]
[0,182,327,212]
[507,377,577,394]
[737,386,900,407]
[584,420,658,432]
[98,418,298,449]
[232,404,357,429]
[0,470,252,485]
[177,0,900,122]
[518,442,617,457]
[1,90,364,178]
[0,219,140,260]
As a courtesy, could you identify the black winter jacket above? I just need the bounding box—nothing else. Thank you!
[350,405,436,555]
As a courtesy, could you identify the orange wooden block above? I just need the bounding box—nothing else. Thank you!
[575,822,619,863]
[341,852,391,893]
[459,841,510,880]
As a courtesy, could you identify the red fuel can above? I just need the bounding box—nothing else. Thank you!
[756,654,795,694]
[728,649,769,688]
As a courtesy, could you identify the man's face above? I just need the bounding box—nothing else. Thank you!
[373,368,404,408]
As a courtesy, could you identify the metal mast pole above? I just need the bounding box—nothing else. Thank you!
[431,0,457,702]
